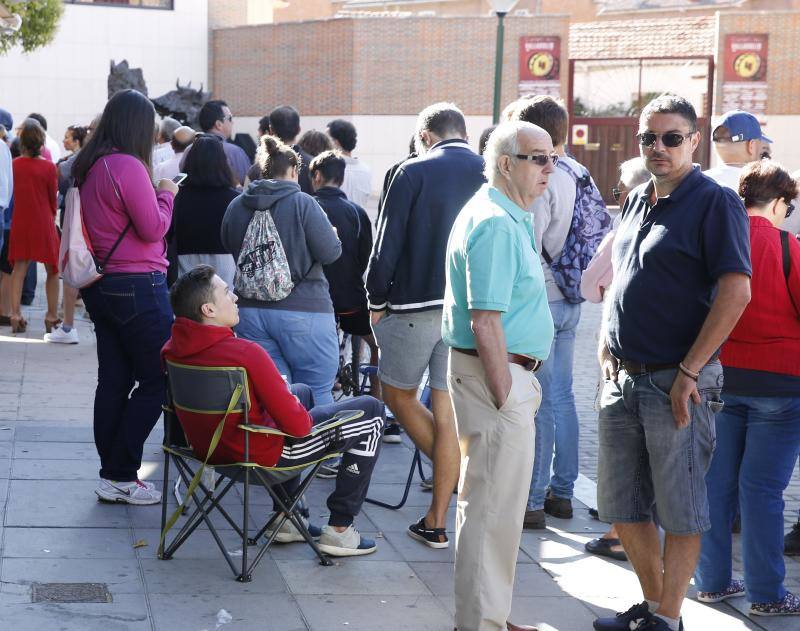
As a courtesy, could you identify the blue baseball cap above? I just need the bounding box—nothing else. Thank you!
[0,108,12,132]
[713,110,771,143]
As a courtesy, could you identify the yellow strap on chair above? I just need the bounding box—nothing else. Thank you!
[159,383,243,554]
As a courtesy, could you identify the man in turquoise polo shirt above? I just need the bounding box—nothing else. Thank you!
[443,120,556,631]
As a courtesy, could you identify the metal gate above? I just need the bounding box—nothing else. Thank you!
[567,56,714,205]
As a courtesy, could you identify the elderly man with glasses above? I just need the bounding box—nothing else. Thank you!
[443,120,556,631]
[593,95,752,631]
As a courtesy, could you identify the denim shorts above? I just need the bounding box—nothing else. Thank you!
[597,361,724,535]
[371,309,448,391]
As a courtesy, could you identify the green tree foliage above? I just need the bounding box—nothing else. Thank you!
[0,0,64,55]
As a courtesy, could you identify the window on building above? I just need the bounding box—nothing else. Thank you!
[64,0,174,9]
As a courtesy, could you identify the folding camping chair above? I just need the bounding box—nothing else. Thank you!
[364,378,430,510]
[158,360,362,582]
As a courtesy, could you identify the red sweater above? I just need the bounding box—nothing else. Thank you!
[161,318,313,466]
[720,216,800,376]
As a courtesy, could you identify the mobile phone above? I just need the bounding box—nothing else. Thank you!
[172,172,188,186]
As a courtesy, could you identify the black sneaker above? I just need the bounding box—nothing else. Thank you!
[630,618,683,631]
[382,422,403,444]
[593,601,651,631]
[544,489,573,519]
[317,462,339,479]
[785,521,800,556]
[407,516,449,549]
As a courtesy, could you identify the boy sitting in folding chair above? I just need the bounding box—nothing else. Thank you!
[162,265,385,556]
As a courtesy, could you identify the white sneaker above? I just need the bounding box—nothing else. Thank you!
[264,514,322,543]
[317,524,377,557]
[44,325,79,344]
[95,479,162,505]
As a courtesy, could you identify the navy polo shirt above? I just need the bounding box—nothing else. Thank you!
[606,166,751,364]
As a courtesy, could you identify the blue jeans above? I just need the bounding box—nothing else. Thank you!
[82,272,174,482]
[597,362,723,534]
[235,307,339,405]
[695,393,800,603]
[528,300,581,510]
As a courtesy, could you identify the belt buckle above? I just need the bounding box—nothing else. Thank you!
[525,359,542,373]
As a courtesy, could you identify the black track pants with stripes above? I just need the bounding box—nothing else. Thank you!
[275,394,385,527]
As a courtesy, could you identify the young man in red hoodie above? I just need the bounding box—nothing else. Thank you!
[162,265,384,556]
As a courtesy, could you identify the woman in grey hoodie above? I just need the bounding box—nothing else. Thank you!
[221,136,342,404]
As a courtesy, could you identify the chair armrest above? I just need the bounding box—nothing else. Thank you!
[237,423,289,436]
[238,410,365,438]
[308,410,364,435]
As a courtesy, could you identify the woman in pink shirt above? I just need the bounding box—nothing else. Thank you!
[71,90,179,505]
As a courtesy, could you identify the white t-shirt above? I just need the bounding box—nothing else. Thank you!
[703,163,742,192]
[45,134,61,163]
[341,156,372,208]
[152,142,174,168]
[152,151,184,184]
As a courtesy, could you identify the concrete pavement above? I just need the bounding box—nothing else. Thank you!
[0,283,798,630]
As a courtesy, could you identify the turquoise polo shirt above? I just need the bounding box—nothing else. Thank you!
[442,184,554,360]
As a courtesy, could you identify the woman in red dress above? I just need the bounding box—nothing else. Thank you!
[8,119,60,333]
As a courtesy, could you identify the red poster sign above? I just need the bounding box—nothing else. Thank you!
[519,36,561,82]
[723,34,768,82]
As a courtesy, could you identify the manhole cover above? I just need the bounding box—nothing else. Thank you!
[31,582,112,603]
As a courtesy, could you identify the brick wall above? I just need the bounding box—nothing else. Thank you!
[715,11,800,115]
[212,15,569,117]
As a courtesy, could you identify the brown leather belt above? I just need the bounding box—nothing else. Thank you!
[454,348,542,372]
[618,360,679,375]
[617,352,719,376]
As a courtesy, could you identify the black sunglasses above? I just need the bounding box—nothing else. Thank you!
[637,131,695,148]
[787,202,795,219]
[515,153,559,166]
[611,186,622,202]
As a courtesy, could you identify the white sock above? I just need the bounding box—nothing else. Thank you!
[654,613,680,631]
[646,600,660,613]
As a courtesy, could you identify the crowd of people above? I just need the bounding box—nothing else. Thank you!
[0,88,799,631]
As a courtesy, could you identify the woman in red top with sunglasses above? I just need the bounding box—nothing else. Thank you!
[695,160,800,617]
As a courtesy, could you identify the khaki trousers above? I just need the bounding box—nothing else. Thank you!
[448,350,542,631]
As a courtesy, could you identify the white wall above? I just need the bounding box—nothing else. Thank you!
[235,114,494,195]
[0,0,207,151]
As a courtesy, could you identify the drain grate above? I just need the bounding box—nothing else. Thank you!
[31,582,113,603]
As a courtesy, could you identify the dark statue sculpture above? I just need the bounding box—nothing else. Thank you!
[107,59,210,130]
[108,60,147,97]
[152,79,210,130]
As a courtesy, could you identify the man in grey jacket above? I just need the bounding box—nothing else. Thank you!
[513,96,607,530]
[221,147,342,405]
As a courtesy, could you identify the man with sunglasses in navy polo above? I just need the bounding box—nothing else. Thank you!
[593,95,752,631]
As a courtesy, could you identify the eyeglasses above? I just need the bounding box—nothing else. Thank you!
[611,186,622,202]
[514,153,559,166]
[222,115,233,122]
[637,131,695,148]
[786,201,795,218]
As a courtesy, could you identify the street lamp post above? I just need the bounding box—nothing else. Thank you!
[488,0,519,124]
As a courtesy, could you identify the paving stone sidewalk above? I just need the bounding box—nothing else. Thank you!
[0,290,798,630]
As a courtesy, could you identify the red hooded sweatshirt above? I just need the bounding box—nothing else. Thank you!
[161,317,313,466]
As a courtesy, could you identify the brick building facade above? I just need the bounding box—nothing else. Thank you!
[210,5,800,190]
[212,15,569,116]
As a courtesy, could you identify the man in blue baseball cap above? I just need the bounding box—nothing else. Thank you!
[705,109,771,191]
